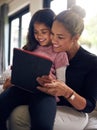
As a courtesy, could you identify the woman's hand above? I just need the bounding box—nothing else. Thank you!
[37,75,53,86]
[36,75,69,97]
[3,77,13,90]
[37,75,87,110]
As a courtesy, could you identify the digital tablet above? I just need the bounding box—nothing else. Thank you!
[11,48,52,93]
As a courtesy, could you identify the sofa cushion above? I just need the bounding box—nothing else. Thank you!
[85,109,97,129]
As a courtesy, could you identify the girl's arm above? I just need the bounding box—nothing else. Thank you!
[3,77,13,90]
[56,66,67,82]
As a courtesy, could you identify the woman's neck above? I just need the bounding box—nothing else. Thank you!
[67,44,80,60]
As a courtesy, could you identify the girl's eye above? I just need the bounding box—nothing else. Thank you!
[42,30,49,34]
[34,31,49,35]
[42,31,47,34]
[34,31,38,34]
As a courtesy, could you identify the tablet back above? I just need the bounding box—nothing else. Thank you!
[11,48,52,93]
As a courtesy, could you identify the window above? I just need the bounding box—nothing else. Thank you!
[50,0,67,14]
[9,6,31,65]
[21,13,31,48]
[50,0,97,55]
[10,18,19,64]
[76,0,97,55]
[50,0,76,14]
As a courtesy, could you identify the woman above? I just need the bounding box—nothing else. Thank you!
[8,5,97,130]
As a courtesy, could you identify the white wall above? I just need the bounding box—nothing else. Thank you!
[0,0,43,16]
[0,0,7,6]
[30,0,43,15]
[8,0,30,16]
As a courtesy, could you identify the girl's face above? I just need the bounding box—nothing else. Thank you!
[51,20,76,53]
[34,23,51,46]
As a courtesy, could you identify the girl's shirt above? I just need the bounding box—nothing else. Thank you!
[33,45,69,79]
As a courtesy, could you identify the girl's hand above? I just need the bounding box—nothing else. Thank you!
[3,77,13,90]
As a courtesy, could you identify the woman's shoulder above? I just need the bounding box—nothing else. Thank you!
[70,46,97,70]
[80,47,97,62]
[77,47,97,70]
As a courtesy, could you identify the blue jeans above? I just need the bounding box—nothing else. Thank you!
[0,86,56,130]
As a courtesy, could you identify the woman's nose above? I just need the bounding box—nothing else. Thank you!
[51,36,57,44]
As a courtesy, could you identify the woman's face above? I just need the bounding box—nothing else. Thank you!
[34,23,51,46]
[51,20,75,53]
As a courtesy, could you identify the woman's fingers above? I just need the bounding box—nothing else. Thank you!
[37,86,57,96]
[44,81,56,88]
[36,78,45,86]
[36,75,53,85]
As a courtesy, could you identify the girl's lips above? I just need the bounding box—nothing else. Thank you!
[39,39,45,42]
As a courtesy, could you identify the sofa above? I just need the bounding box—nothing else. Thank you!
[0,69,97,130]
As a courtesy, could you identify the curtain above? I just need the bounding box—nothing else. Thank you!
[0,4,9,74]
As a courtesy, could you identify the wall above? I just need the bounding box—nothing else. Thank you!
[8,0,43,16]
[0,0,43,16]
[0,0,7,6]
[30,0,43,15]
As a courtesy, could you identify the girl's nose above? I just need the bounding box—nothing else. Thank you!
[37,32,42,37]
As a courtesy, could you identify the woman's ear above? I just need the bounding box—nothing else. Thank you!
[72,34,80,43]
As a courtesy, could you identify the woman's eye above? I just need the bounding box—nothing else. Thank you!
[58,36,64,39]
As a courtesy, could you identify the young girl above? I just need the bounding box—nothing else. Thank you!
[0,8,69,130]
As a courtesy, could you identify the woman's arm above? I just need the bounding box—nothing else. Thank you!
[36,75,86,111]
